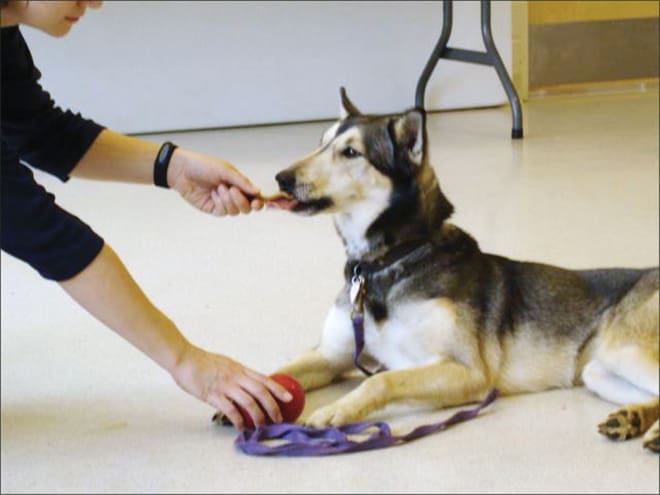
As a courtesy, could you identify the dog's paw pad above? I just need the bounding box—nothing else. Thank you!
[598,408,642,441]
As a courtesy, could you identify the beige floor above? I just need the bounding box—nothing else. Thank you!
[1,92,659,494]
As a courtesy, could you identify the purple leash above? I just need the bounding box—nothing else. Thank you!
[349,265,378,376]
[235,388,498,456]
[234,265,499,456]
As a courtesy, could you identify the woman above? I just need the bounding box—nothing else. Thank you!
[1,0,292,430]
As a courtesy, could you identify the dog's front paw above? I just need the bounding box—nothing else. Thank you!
[598,407,643,441]
[306,402,358,428]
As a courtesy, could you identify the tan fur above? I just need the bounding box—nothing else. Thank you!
[305,360,489,427]
[277,348,350,392]
[643,419,660,452]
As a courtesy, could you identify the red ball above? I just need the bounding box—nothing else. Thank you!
[235,373,305,429]
[270,373,306,423]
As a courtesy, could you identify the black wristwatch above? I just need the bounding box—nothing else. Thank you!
[153,141,178,188]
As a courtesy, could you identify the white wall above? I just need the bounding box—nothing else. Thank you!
[22,1,512,134]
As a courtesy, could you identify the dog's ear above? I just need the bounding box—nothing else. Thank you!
[393,109,425,167]
[339,86,361,119]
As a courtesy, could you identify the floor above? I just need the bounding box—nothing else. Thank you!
[1,92,658,493]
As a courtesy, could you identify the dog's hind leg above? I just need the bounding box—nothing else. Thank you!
[589,339,660,452]
[598,275,658,393]
[583,274,659,451]
[595,290,659,397]
[587,350,660,452]
[582,359,656,405]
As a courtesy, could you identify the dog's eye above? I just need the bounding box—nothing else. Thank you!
[341,147,361,159]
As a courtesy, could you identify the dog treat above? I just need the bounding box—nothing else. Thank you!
[261,191,298,210]
[260,191,292,201]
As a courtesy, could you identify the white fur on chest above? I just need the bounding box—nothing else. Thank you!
[319,297,460,370]
[332,181,392,258]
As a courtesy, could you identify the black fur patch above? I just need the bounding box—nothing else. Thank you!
[292,197,334,214]
[367,300,388,322]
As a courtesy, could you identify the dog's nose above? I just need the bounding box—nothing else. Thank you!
[275,170,296,194]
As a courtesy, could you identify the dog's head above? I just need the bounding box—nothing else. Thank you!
[276,88,432,213]
[275,88,453,253]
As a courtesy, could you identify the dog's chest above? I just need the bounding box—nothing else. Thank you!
[364,298,459,369]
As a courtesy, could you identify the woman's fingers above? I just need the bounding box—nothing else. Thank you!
[229,387,267,427]
[228,187,252,214]
[210,189,227,216]
[211,186,264,216]
[218,164,260,197]
[211,185,264,216]
[250,198,265,211]
[216,185,240,215]
[246,369,293,404]
[239,377,285,424]
[210,375,292,427]
[209,396,245,431]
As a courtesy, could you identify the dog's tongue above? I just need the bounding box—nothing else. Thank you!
[267,198,298,210]
[261,192,298,211]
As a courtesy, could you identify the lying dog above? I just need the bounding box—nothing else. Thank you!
[270,88,659,452]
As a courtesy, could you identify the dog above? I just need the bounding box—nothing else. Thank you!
[269,88,659,452]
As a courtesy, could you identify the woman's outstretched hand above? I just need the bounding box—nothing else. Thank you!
[168,148,265,216]
[170,344,293,430]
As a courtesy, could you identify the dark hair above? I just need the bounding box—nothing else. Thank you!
[0,1,9,7]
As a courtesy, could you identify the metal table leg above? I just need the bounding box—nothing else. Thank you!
[415,0,523,138]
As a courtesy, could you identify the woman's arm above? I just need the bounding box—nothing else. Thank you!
[70,129,159,184]
[72,129,265,214]
[59,242,292,430]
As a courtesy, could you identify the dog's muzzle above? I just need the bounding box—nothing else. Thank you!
[275,170,297,195]
[274,169,333,214]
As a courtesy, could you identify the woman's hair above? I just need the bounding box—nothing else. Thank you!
[0,1,9,7]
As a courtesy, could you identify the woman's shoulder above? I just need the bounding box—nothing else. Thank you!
[1,26,37,79]
[2,25,24,51]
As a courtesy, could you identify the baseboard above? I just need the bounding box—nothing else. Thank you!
[529,77,659,99]
[529,17,659,88]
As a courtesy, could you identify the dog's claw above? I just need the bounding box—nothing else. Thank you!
[212,412,233,427]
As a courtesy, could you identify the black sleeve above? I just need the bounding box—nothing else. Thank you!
[1,26,104,182]
[1,26,106,280]
[1,149,105,281]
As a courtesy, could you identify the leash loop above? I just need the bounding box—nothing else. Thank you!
[234,388,499,456]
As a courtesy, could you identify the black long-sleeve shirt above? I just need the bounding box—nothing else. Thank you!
[1,26,105,280]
